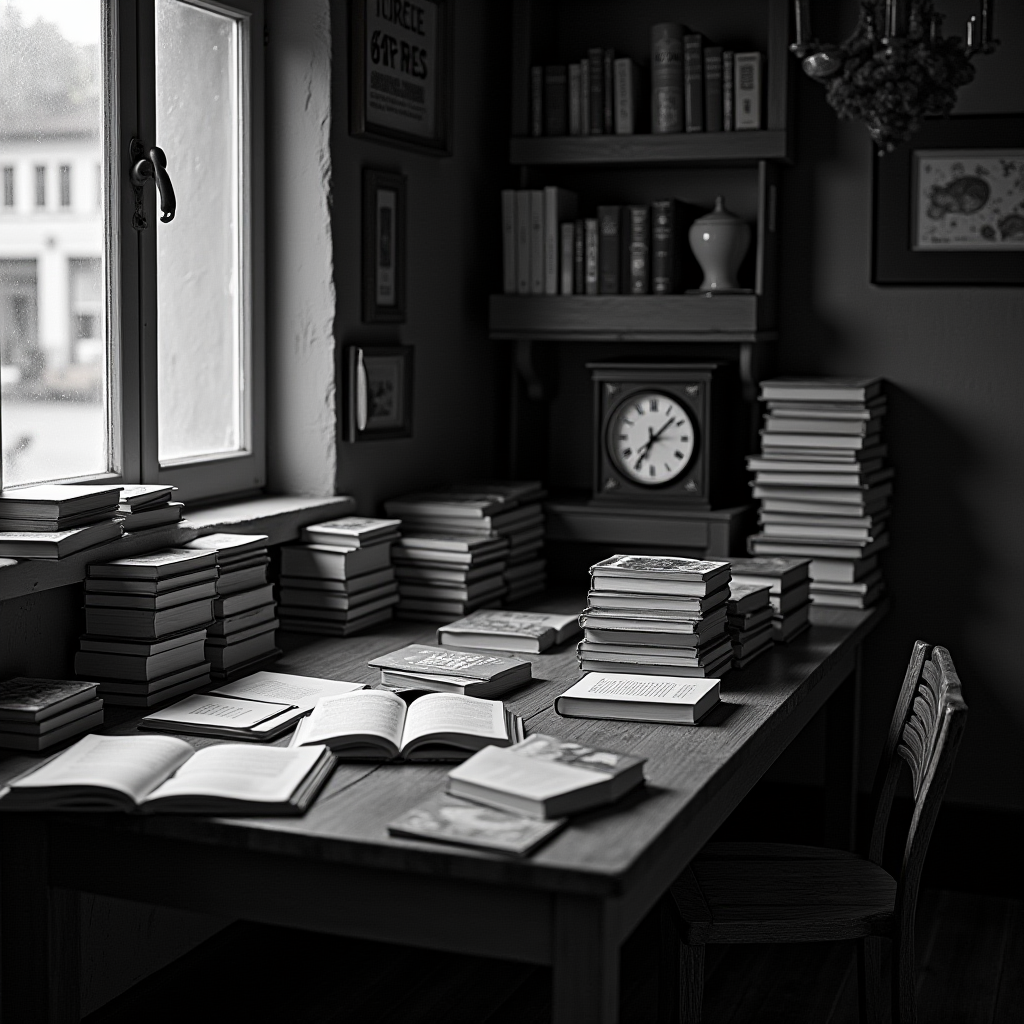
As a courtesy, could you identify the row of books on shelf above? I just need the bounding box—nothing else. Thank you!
[528,28,763,138]
[501,187,702,296]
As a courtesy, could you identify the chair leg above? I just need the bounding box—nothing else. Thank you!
[892,926,917,1024]
[858,936,886,1024]
[679,942,705,1024]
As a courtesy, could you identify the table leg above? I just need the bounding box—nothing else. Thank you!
[1,818,81,1023]
[552,894,619,1024]
[823,646,862,851]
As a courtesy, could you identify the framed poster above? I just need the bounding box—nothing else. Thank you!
[873,115,1024,285]
[350,0,452,156]
[345,344,414,441]
[362,167,406,323]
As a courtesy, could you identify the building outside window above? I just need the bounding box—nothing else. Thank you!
[2,168,13,208]
[34,165,45,208]
[59,164,72,208]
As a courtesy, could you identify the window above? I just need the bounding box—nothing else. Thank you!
[2,169,12,208]
[0,0,264,500]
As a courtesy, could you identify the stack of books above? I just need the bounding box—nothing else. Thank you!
[577,554,733,678]
[276,517,399,636]
[182,534,279,680]
[729,556,812,643]
[745,378,890,610]
[725,582,774,668]
[0,678,103,752]
[115,485,183,531]
[76,549,217,706]
[0,484,124,559]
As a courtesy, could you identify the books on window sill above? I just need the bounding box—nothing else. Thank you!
[368,643,532,699]
[556,672,721,725]
[115,485,182,531]
[276,517,399,636]
[0,521,124,559]
[0,484,122,530]
[0,734,336,816]
[0,678,104,751]
[725,583,774,668]
[290,688,525,762]
[437,609,582,654]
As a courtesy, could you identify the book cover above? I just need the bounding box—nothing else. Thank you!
[683,33,704,132]
[626,205,650,294]
[568,63,582,135]
[0,679,98,722]
[735,52,762,130]
[759,378,883,403]
[560,223,575,295]
[602,48,615,133]
[651,22,683,133]
[704,46,723,132]
[544,187,578,295]
[515,190,530,294]
[613,57,639,135]
[529,189,544,294]
[501,189,516,294]
[543,65,568,136]
[584,218,599,295]
[587,47,604,134]
[592,553,730,582]
[580,57,590,134]
[367,643,528,682]
[722,51,734,130]
[87,548,217,579]
[597,205,621,295]
[573,219,585,294]
[530,65,543,136]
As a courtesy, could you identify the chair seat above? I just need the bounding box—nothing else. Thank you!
[669,842,897,945]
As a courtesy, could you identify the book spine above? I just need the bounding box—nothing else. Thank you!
[573,219,585,294]
[650,23,683,134]
[722,51,734,131]
[613,57,636,135]
[543,65,568,136]
[584,218,599,295]
[501,189,516,295]
[529,190,544,295]
[568,63,582,135]
[704,46,723,132]
[515,191,531,295]
[602,49,615,134]
[544,188,576,295]
[587,48,604,134]
[683,34,704,132]
[597,205,621,295]
[651,199,676,295]
[734,52,762,130]
[530,66,543,137]
[560,222,575,295]
[626,205,650,295]
[580,57,590,135]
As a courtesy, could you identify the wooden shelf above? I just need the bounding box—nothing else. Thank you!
[509,130,789,167]
[490,294,775,340]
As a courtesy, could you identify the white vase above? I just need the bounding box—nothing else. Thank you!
[687,196,751,293]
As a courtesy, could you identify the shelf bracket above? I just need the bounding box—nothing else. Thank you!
[515,338,545,401]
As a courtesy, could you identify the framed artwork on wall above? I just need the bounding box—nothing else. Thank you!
[362,167,406,324]
[872,114,1024,285]
[344,344,414,442]
[349,0,452,156]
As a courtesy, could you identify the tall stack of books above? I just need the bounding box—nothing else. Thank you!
[0,484,123,559]
[577,554,733,678]
[76,549,216,706]
[182,534,279,681]
[0,678,104,752]
[745,378,890,610]
[115,485,183,531]
[276,517,400,636]
[730,557,812,642]
[726,582,774,668]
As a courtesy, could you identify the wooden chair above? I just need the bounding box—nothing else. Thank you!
[662,641,968,1024]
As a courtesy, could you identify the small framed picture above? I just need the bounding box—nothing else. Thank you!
[349,0,452,156]
[873,115,1024,285]
[345,344,414,442]
[362,168,406,323]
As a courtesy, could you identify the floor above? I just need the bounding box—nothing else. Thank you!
[85,888,1021,1024]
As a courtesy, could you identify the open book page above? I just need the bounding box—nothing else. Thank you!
[291,690,407,752]
[210,672,365,711]
[400,693,507,751]
[143,744,326,805]
[10,734,194,804]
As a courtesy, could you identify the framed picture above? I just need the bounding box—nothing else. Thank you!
[873,115,1024,285]
[345,344,414,442]
[349,0,452,156]
[362,168,406,323]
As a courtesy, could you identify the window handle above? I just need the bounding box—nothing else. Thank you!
[129,138,176,228]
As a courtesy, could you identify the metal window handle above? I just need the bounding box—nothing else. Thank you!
[129,139,176,229]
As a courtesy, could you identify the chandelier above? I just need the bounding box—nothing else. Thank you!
[790,0,999,151]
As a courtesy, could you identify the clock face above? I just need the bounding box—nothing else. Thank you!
[608,391,697,486]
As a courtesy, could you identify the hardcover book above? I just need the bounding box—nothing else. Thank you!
[568,63,582,135]
[704,45,723,132]
[587,47,604,134]
[651,22,683,133]
[560,222,575,295]
[529,189,544,294]
[683,33,705,132]
[88,548,217,580]
[530,65,543,136]
[515,190,531,294]
[279,542,393,580]
[543,64,567,136]
[573,219,585,293]
[584,218,599,295]
[544,187,578,295]
[734,52,762,130]
[592,554,730,584]
[728,556,810,592]
[602,48,615,134]
[626,205,650,294]
[367,643,531,697]
[0,521,123,560]
[140,692,308,742]
[300,517,401,549]
[0,678,99,722]
[722,51,734,130]
[437,609,582,654]
[597,206,622,294]
[555,672,721,724]
[613,57,640,135]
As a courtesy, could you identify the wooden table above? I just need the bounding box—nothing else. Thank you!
[0,598,884,1023]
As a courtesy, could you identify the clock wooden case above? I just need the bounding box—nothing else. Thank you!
[589,361,744,511]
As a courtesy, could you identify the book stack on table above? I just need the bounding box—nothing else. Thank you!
[729,556,812,643]
[726,583,774,668]
[576,554,733,678]
[0,679,104,752]
[275,517,400,636]
[115,485,183,532]
[76,549,217,707]
[745,378,890,610]
[0,484,124,559]
[182,534,279,681]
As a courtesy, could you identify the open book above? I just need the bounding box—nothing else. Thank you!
[290,689,524,761]
[0,734,334,815]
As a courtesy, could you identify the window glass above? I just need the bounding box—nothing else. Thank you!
[0,0,110,486]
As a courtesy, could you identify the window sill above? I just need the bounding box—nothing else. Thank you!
[0,494,355,604]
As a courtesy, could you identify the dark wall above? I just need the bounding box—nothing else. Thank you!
[769,0,1024,810]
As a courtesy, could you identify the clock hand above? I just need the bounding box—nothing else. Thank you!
[634,427,655,471]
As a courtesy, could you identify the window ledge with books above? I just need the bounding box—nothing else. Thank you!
[0,495,355,605]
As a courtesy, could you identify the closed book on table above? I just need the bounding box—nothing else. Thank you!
[704,46,723,131]
[587,47,604,134]
[501,189,516,294]
[368,643,530,698]
[602,49,615,133]
[613,57,640,134]
[560,223,575,295]
[515,191,531,294]
[0,679,99,723]
[584,219,599,295]
[568,63,582,134]
[651,22,683,133]
[529,190,544,294]
[683,33,704,131]
[597,206,621,295]
[722,51,735,130]
[734,52,762,130]
[543,65,567,136]
[625,205,650,294]
[556,673,720,724]
[544,187,578,295]
[530,65,543,136]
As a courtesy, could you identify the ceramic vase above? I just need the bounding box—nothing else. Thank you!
[687,196,751,293]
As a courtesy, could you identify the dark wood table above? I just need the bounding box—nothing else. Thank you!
[0,597,884,1023]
